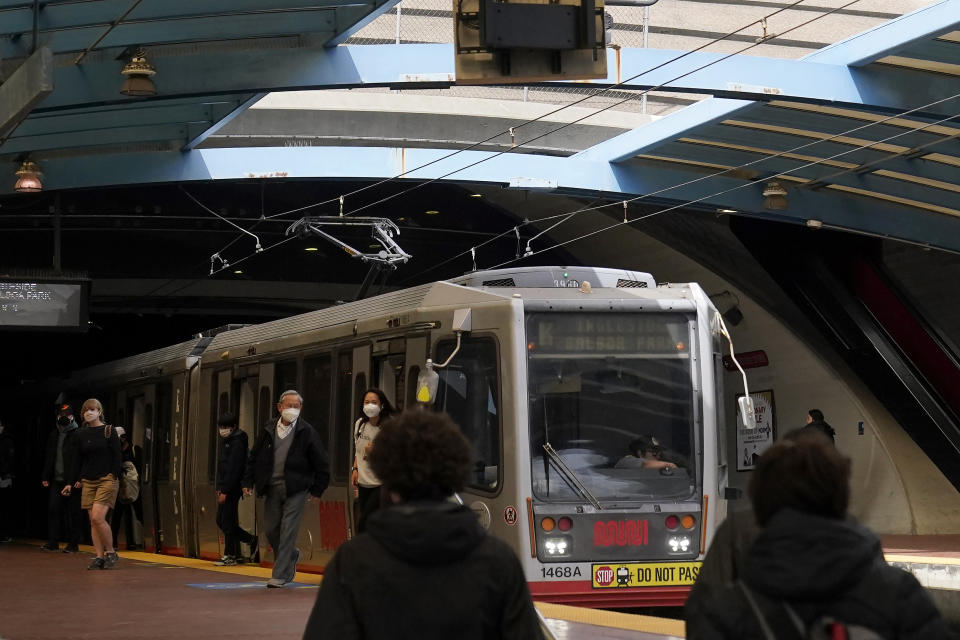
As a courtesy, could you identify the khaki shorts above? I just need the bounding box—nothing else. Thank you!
[81,475,118,510]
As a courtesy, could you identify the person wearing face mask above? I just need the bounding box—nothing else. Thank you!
[72,398,122,569]
[243,390,330,588]
[351,389,395,534]
[0,418,15,543]
[214,412,257,566]
[40,404,83,552]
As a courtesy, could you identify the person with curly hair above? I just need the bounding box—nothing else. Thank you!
[303,409,542,640]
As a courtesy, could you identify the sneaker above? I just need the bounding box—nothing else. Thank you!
[62,544,79,553]
[214,556,238,566]
[266,578,286,588]
[0,536,12,543]
[103,551,119,569]
[41,543,59,552]
[87,557,105,570]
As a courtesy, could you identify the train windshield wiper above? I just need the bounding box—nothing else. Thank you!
[542,442,603,510]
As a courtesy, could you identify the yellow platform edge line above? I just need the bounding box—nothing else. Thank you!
[534,601,686,638]
[15,539,323,584]
[885,553,960,567]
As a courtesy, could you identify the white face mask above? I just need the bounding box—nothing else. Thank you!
[218,428,233,438]
[84,410,99,423]
[363,403,381,418]
[281,407,300,423]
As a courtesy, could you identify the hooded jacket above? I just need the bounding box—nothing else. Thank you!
[303,501,542,640]
[688,509,951,640]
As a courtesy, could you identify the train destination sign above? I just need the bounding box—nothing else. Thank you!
[528,313,689,355]
[0,279,89,331]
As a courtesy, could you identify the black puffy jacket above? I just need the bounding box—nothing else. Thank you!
[687,509,952,640]
[243,418,329,497]
[303,501,542,640]
[216,429,248,494]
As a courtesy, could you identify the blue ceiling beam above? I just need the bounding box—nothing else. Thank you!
[2,10,339,58]
[183,94,266,151]
[0,47,53,141]
[7,145,959,253]
[805,0,960,67]
[0,1,370,35]
[327,0,400,46]
[1,123,191,155]
[647,141,960,212]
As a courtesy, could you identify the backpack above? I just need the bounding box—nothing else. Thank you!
[118,460,140,504]
[738,581,885,640]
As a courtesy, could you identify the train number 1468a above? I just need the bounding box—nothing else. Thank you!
[541,566,582,579]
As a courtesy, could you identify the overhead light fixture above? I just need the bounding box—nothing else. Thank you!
[717,208,738,214]
[304,247,319,252]
[425,210,439,215]
[14,160,43,193]
[469,193,483,198]
[233,269,243,275]
[762,181,788,211]
[805,219,823,230]
[120,48,157,97]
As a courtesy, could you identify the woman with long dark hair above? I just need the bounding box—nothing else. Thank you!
[351,388,395,533]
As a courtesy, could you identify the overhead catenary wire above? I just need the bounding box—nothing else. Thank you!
[251,0,819,223]
[479,105,960,271]
[312,0,866,222]
[405,89,960,282]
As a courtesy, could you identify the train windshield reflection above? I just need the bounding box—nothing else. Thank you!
[526,312,695,502]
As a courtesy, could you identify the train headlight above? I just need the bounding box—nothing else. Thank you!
[544,537,571,556]
[668,536,691,553]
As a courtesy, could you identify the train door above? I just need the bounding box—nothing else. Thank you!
[235,373,258,560]
[155,372,190,555]
[124,385,156,550]
[348,345,371,534]
[191,368,232,560]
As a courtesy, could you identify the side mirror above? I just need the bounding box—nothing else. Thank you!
[416,360,440,404]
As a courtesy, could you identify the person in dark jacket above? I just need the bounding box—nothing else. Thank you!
[243,390,329,588]
[214,412,257,566]
[805,408,836,444]
[0,419,15,543]
[303,409,542,640]
[41,404,83,552]
[72,398,123,570]
[686,430,951,640]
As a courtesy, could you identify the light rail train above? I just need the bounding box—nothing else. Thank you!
[62,266,745,607]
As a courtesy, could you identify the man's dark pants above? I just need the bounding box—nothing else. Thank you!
[46,485,82,547]
[217,491,256,558]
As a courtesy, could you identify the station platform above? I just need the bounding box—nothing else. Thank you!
[0,542,684,640]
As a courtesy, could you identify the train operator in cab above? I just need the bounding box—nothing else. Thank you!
[615,435,682,470]
[243,390,330,588]
[304,409,542,640]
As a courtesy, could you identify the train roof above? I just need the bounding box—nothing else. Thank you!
[69,336,207,383]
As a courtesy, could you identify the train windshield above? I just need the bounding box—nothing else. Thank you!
[526,312,696,503]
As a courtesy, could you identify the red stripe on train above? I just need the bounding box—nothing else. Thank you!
[529,580,690,607]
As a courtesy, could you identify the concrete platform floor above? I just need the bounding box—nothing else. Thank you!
[0,543,685,640]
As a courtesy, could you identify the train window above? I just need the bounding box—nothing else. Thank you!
[373,355,405,411]
[303,354,332,449]
[332,352,353,483]
[526,312,696,503]
[156,382,172,482]
[434,337,501,492]
[274,360,299,401]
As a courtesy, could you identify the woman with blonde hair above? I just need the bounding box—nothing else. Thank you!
[70,398,122,569]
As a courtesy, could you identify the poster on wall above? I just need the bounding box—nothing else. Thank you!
[736,389,776,471]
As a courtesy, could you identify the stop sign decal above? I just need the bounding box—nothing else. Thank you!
[595,566,614,586]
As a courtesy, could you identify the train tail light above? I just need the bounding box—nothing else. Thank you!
[544,537,571,556]
[681,515,696,530]
[541,517,555,532]
[557,516,572,531]
[665,514,680,530]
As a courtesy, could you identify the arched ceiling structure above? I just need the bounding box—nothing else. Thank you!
[1,0,959,255]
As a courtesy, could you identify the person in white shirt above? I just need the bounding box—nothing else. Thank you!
[351,388,395,533]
